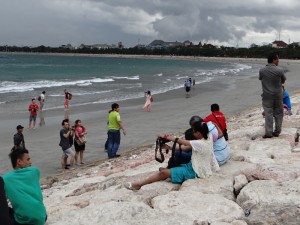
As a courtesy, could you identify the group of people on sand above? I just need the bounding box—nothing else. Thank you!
[0,52,291,224]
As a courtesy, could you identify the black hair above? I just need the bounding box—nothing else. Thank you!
[267,52,278,63]
[211,103,219,112]
[109,103,119,113]
[75,119,81,125]
[31,98,35,101]
[42,91,46,94]
[189,115,203,127]
[9,148,29,168]
[61,119,69,126]
[184,128,196,140]
[192,121,209,140]
[147,90,151,95]
[282,85,285,91]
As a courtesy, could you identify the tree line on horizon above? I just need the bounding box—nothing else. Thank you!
[1,44,300,59]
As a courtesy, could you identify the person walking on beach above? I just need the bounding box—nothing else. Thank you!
[204,103,229,141]
[259,52,286,138]
[0,148,47,225]
[59,119,75,170]
[125,121,220,191]
[184,79,191,97]
[73,119,87,165]
[13,125,26,151]
[38,91,46,110]
[282,85,292,116]
[28,98,39,129]
[64,89,72,110]
[142,90,152,112]
[107,103,126,159]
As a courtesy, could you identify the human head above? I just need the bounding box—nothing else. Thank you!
[42,91,46,94]
[189,115,203,127]
[16,125,24,132]
[192,121,209,140]
[267,52,279,65]
[184,128,196,140]
[32,98,36,103]
[147,90,151,95]
[211,103,220,112]
[111,103,119,111]
[9,148,31,169]
[75,119,81,126]
[61,119,70,128]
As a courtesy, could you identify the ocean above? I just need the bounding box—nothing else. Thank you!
[0,53,261,115]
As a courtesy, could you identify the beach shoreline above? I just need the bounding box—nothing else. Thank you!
[1,55,300,180]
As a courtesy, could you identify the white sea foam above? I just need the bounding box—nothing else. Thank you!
[0,78,114,94]
[109,76,139,80]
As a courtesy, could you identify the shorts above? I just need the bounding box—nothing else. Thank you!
[64,99,69,106]
[62,147,75,158]
[74,141,85,152]
[29,114,37,121]
[185,87,191,93]
[170,162,197,184]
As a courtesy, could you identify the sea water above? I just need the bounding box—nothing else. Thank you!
[0,53,261,114]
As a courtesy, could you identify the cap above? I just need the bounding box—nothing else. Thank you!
[16,125,24,129]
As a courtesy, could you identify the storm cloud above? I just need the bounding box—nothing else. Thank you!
[1,0,299,47]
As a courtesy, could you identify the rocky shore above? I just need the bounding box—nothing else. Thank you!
[41,93,300,225]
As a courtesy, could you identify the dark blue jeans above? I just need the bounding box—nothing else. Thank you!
[107,130,121,158]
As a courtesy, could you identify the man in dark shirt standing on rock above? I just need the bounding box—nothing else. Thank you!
[259,52,286,138]
[13,125,26,151]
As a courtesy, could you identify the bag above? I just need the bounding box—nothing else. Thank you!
[150,96,153,102]
[68,93,72,100]
[155,137,170,163]
[223,129,229,141]
[37,96,41,101]
[76,135,87,146]
[167,138,184,169]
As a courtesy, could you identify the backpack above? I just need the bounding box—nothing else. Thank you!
[150,96,153,102]
[68,93,72,100]
[185,80,191,88]
[37,96,41,101]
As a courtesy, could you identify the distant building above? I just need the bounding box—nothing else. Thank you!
[78,44,117,49]
[59,44,75,50]
[183,40,193,46]
[272,40,288,48]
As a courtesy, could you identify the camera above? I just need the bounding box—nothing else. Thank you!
[157,137,170,146]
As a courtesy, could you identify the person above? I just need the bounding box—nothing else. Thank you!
[259,52,286,138]
[142,90,152,112]
[203,103,228,140]
[107,103,126,158]
[282,85,292,116]
[189,115,230,165]
[125,121,220,190]
[59,119,75,170]
[28,98,39,129]
[184,79,191,97]
[64,89,72,110]
[73,119,87,165]
[0,148,47,225]
[13,125,26,151]
[38,91,46,110]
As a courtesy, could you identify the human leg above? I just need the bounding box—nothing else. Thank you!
[0,177,11,225]
[28,116,32,129]
[32,115,37,129]
[111,130,121,157]
[129,169,171,190]
[80,150,84,164]
[273,99,284,135]
[262,99,274,137]
[107,130,120,158]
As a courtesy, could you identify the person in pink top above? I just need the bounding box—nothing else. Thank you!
[142,90,152,112]
[28,98,39,129]
[73,120,87,165]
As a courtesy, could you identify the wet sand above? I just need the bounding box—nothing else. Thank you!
[1,57,300,177]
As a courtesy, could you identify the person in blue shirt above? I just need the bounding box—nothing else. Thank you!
[0,148,47,225]
[282,85,292,116]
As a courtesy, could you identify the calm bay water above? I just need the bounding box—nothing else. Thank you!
[0,53,261,114]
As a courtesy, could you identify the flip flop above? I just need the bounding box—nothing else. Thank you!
[124,182,139,191]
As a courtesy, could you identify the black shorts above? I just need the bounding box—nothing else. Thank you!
[185,87,191,92]
[74,141,85,152]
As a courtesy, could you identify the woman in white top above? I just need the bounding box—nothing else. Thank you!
[142,90,152,112]
[125,121,220,190]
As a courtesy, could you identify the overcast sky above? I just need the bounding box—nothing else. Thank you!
[1,0,300,48]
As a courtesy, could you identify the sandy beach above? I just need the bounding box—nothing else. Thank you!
[1,56,300,178]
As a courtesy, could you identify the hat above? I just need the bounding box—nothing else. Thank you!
[16,125,24,129]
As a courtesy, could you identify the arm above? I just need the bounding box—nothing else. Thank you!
[118,121,126,135]
[211,122,223,139]
[157,133,192,150]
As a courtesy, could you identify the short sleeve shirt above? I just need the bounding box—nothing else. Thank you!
[28,103,39,116]
[3,166,47,225]
[108,111,121,130]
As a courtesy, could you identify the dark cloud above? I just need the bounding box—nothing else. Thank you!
[1,0,300,47]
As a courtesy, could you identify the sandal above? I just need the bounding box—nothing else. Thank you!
[124,182,140,191]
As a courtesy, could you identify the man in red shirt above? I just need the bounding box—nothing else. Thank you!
[28,98,39,129]
[203,103,228,140]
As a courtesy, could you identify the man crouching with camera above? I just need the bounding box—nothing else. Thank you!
[125,121,220,191]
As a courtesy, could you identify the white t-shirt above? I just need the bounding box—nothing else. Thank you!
[190,134,220,178]
[40,93,45,101]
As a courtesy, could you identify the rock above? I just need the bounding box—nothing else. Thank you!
[233,174,248,195]
[237,179,300,225]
